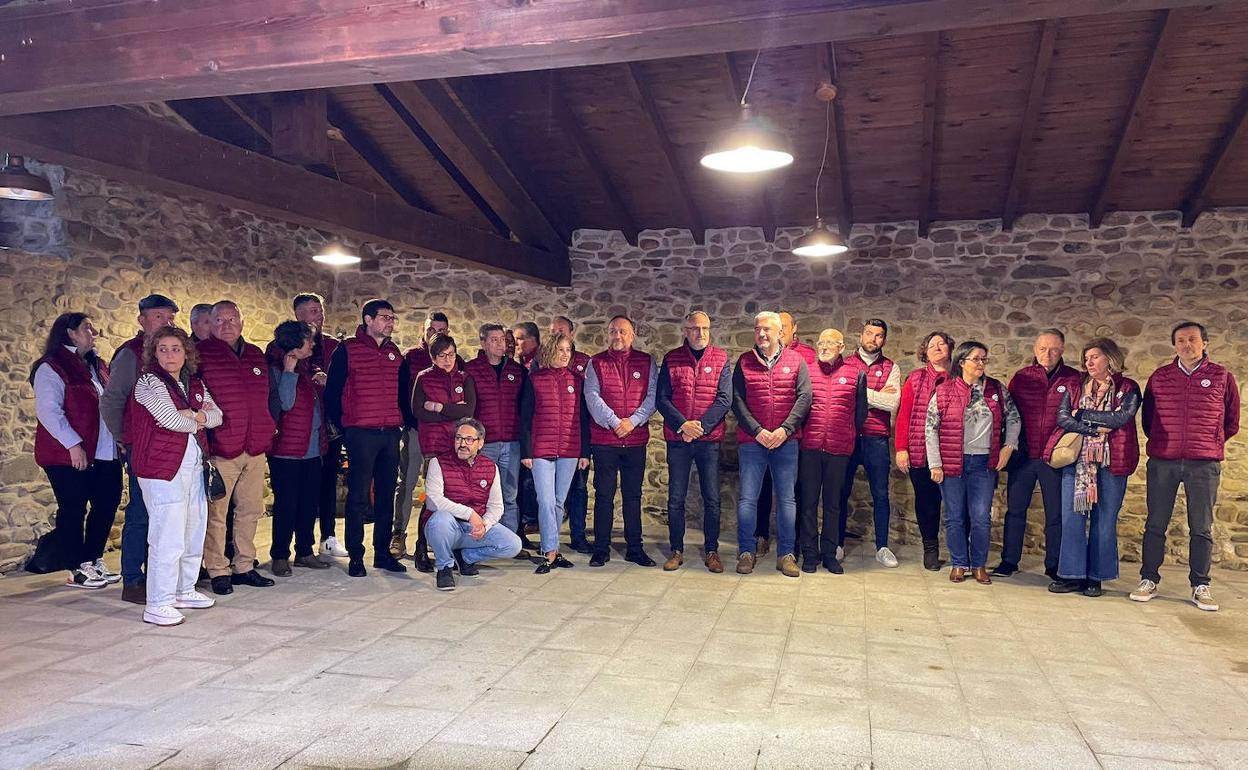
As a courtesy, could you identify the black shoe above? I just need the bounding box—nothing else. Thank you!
[535,560,553,575]
[373,555,408,573]
[990,562,1018,578]
[122,580,147,604]
[270,558,292,577]
[436,566,456,591]
[551,554,575,569]
[570,538,593,554]
[1083,580,1104,597]
[1047,578,1085,594]
[588,552,608,568]
[413,548,433,573]
[513,549,533,561]
[454,550,479,576]
[231,569,276,587]
[347,559,367,578]
[210,575,234,595]
[801,558,818,574]
[197,566,210,582]
[922,541,941,571]
[1045,568,1060,582]
[520,536,539,551]
[624,551,656,567]
[823,557,845,575]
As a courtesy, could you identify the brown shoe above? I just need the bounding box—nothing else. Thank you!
[121,581,145,604]
[777,553,800,578]
[293,554,330,570]
[973,567,992,585]
[271,558,292,577]
[949,567,967,583]
[389,531,406,559]
[756,536,771,557]
[663,551,684,571]
[704,551,724,573]
[736,552,755,574]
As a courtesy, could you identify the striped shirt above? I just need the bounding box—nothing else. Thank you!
[134,373,223,432]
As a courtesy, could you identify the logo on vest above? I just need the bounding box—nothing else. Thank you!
[991,393,999,402]
[1057,385,1067,393]
[576,364,584,372]
[195,393,203,402]
[782,366,791,374]
[479,479,488,488]
[388,352,396,360]
[704,366,712,374]
[252,367,262,376]
[507,373,515,381]
[1117,390,1125,398]
[875,370,882,377]
[455,386,464,394]
[632,371,641,379]
[1201,378,1212,388]
[567,385,575,393]
[838,377,847,384]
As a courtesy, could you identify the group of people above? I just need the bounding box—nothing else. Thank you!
[30,292,1239,626]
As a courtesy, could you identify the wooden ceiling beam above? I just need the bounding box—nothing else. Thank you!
[270,90,329,166]
[816,43,854,240]
[0,106,569,284]
[722,52,778,240]
[2,0,1214,116]
[1181,85,1248,228]
[221,96,272,144]
[324,96,434,212]
[1089,9,1178,229]
[917,32,942,237]
[621,62,706,240]
[1002,19,1060,231]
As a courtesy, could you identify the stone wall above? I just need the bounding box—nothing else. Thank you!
[1,163,1245,572]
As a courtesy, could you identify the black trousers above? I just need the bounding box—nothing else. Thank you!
[798,450,850,560]
[755,468,773,539]
[1142,458,1220,587]
[45,460,123,569]
[591,444,647,557]
[1001,456,1064,573]
[908,467,943,544]
[317,436,344,541]
[343,427,401,561]
[269,456,323,560]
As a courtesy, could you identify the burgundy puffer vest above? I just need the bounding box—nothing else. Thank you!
[1008,361,1081,458]
[406,342,464,379]
[1042,372,1140,475]
[126,368,209,481]
[933,376,1004,477]
[464,352,523,444]
[788,340,817,368]
[34,347,109,468]
[736,347,804,444]
[570,350,591,379]
[841,352,895,438]
[196,336,274,459]
[341,326,404,429]
[416,366,469,455]
[113,331,146,364]
[661,344,728,442]
[1144,358,1237,461]
[435,451,497,515]
[800,356,859,456]
[589,348,652,448]
[529,367,584,459]
[901,364,948,466]
[310,333,338,394]
[266,342,328,458]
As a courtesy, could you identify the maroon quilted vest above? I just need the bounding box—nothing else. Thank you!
[464,351,523,444]
[266,342,328,458]
[1008,361,1081,458]
[435,451,497,515]
[1144,358,1237,462]
[736,347,804,444]
[933,376,1005,477]
[841,352,895,438]
[1042,372,1140,475]
[788,340,817,368]
[589,348,652,448]
[125,368,209,481]
[800,356,859,456]
[529,366,584,459]
[34,347,108,468]
[341,325,404,429]
[661,344,728,442]
[901,364,948,466]
[570,349,591,379]
[416,366,469,455]
[405,342,464,380]
[197,336,274,459]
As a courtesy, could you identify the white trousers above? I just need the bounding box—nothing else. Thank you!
[138,435,208,609]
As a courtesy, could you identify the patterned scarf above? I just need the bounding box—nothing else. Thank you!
[1073,379,1111,513]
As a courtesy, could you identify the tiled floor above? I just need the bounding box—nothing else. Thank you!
[1,525,1246,770]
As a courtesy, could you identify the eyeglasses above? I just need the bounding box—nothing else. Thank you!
[434,351,457,360]
[374,314,397,322]
[966,356,989,365]
[454,435,481,444]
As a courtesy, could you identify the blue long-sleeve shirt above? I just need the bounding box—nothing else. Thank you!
[655,344,733,439]
[583,350,658,430]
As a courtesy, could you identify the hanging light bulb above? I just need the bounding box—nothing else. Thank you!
[0,155,54,201]
[792,55,848,259]
[312,239,360,266]
[700,51,794,174]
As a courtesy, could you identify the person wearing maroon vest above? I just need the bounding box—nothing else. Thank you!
[31,312,123,590]
[994,328,1082,579]
[1132,321,1240,612]
[779,312,818,368]
[513,321,541,373]
[196,300,276,596]
[127,326,222,626]
[550,315,593,553]
[798,329,868,575]
[732,311,812,578]
[925,341,1021,585]
[265,320,332,578]
[466,324,526,539]
[837,318,902,568]
[655,311,732,573]
[425,418,522,591]
[99,292,179,603]
[294,291,347,559]
[189,303,215,343]
[895,331,955,571]
[584,315,658,567]
[1043,338,1140,598]
[324,298,408,577]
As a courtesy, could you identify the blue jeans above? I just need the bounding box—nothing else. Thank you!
[532,458,578,554]
[481,441,521,533]
[667,441,721,553]
[737,440,798,557]
[1059,465,1127,581]
[839,435,893,549]
[425,510,522,570]
[940,454,997,569]
[120,463,149,586]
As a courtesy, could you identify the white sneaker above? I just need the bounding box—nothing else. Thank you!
[92,558,122,584]
[835,545,845,561]
[1192,585,1219,612]
[1129,579,1158,602]
[876,547,899,568]
[143,605,185,626]
[321,536,348,558]
[66,566,107,589]
[174,590,216,610]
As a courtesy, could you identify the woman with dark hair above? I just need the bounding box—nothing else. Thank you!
[266,320,332,577]
[1046,337,1139,597]
[925,340,1021,584]
[127,326,222,626]
[895,331,954,571]
[31,312,123,589]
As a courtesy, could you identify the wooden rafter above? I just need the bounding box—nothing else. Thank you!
[722,52,778,239]
[221,96,272,143]
[1002,19,1060,231]
[816,43,854,240]
[1089,9,1178,229]
[1181,85,1248,227]
[917,32,942,237]
[324,96,434,212]
[621,62,706,239]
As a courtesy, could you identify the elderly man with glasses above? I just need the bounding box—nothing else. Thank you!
[424,417,522,591]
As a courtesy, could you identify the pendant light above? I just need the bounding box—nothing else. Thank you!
[0,155,54,201]
[793,65,848,258]
[700,51,794,174]
[312,239,360,266]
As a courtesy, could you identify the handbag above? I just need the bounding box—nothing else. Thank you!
[203,458,227,501]
[1048,432,1084,469]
